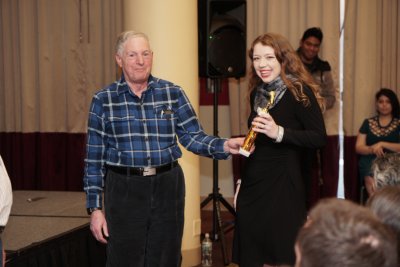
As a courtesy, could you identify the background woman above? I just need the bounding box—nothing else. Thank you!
[355,88,400,197]
[232,33,326,267]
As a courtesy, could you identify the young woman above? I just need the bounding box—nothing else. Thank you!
[356,88,400,196]
[232,33,326,267]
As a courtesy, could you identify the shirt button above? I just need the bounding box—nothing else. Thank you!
[145,137,148,141]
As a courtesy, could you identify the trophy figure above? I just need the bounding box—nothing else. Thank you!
[239,90,276,157]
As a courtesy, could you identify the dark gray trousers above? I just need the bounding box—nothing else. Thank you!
[105,165,185,267]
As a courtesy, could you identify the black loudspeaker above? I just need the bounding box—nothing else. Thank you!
[198,0,246,78]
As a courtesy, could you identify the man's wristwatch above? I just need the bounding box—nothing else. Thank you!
[87,207,102,215]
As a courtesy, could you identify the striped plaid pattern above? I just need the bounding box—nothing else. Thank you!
[84,75,229,208]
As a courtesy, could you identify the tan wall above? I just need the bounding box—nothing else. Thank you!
[123,1,201,266]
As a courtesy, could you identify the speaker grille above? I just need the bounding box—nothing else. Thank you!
[198,0,246,78]
[208,26,246,78]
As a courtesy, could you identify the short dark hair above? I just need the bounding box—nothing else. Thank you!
[375,88,400,118]
[301,27,323,42]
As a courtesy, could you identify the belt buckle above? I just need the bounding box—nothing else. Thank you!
[143,167,156,176]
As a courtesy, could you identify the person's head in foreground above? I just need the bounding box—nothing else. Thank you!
[367,185,400,260]
[295,198,397,267]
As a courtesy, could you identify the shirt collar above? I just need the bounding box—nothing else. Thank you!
[116,74,156,96]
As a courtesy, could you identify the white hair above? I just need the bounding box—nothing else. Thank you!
[115,31,150,56]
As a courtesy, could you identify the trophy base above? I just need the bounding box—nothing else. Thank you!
[239,147,250,157]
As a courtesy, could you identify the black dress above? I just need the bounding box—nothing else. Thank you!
[233,86,326,266]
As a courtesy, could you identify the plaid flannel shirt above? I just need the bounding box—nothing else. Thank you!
[83,75,229,209]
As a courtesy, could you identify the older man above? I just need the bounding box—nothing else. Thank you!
[83,31,244,266]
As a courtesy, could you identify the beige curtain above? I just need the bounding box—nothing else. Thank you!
[343,0,400,135]
[230,0,340,136]
[0,0,123,133]
[341,0,399,200]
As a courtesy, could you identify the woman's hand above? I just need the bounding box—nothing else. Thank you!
[252,113,279,140]
[370,142,385,157]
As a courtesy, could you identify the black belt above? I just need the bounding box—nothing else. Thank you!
[107,161,178,177]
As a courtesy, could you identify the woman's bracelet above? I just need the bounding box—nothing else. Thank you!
[275,125,284,143]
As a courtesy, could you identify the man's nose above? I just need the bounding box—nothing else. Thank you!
[136,55,144,64]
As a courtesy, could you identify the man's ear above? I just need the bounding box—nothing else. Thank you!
[115,54,122,68]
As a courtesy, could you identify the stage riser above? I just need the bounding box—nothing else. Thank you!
[3,191,106,266]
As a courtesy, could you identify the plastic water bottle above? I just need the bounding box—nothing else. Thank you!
[201,233,212,266]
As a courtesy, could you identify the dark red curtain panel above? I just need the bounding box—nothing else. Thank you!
[343,136,360,202]
[0,132,359,201]
[307,135,340,209]
[0,133,86,191]
[309,135,360,206]
[320,135,340,197]
[199,77,230,106]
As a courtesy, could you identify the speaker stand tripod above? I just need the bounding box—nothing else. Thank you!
[200,78,236,266]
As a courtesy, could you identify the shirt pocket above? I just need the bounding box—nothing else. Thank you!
[154,105,175,120]
[106,115,142,144]
[153,105,177,143]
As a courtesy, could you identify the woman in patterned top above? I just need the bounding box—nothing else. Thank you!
[356,88,400,197]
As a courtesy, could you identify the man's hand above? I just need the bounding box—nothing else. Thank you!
[90,210,109,244]
[224,137,254,154]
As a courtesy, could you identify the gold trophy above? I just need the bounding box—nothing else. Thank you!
[239,90,276,157]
